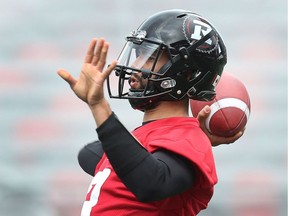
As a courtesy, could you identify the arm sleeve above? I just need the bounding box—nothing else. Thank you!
[77,140,104,176]
[97,113,196,202]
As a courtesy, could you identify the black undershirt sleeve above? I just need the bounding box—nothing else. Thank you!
[96,113,196,202]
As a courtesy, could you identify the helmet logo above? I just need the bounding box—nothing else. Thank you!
[190,20,212,45]
[183,16,218,54]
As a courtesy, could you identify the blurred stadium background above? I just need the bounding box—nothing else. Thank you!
[0,0,286,215]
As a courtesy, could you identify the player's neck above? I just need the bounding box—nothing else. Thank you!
[143,100,189,122]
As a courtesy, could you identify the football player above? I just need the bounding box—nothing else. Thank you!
[58,9,243,216]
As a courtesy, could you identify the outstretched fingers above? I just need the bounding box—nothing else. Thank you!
[92,38,105,66]
[95,41,109,70]
[84,38,98,64]
[84,38,111,72]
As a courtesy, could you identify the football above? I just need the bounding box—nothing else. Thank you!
[190,72,251,137]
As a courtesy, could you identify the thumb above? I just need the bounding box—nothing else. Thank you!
[57,69,77,88]
[197,105,211,123]
[196,105,211,135]
[197,105,211,129]
[103,60,118,79]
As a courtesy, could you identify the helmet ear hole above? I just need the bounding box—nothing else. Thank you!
[186,71,194,81]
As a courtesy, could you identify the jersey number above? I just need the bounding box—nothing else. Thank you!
[81,168,111,216]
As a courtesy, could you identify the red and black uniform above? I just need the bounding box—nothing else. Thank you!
[79,113,217,216]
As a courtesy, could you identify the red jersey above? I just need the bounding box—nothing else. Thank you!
[81,117,217,216]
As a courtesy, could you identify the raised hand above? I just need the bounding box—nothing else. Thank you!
[57,38,117,107]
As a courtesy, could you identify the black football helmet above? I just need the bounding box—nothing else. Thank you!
[107,9,227,110]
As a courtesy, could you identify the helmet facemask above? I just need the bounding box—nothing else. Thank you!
[107,30,178,109]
